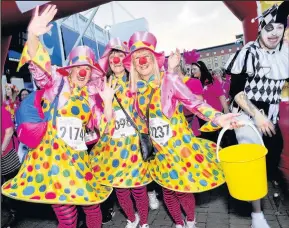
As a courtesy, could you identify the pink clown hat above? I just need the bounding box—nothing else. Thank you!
[122,31,165,71]
[98,37,129,73]
[57,46,105,82]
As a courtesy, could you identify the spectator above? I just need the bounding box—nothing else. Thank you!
[18,88,31,102]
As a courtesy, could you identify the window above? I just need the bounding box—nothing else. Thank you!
[200,55,202,58]
[214,57,218,61]
[221,50,224,54]
[237,47,240,50]
[208,64,211,69]
[206,53,210,56]
[221,56,225,60]
[213,52,216,55]
[229,48,232,52]
[215,63,218,67]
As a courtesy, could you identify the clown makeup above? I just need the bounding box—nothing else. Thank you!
[108,50,126,77]
[259,23,284,50]
[70,65,92,88]
[133,49,154,80]
[191,65,201,78]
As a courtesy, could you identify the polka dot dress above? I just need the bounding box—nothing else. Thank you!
[137,84,226,193]
[90,75,152,188]
[2,86,112,205]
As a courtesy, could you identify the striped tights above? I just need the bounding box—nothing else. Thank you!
[52,204,102,228]
[162,188,195,226]
[115,186,149,225]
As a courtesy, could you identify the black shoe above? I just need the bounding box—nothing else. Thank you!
[102,208,115,224]
[1,213,18,228]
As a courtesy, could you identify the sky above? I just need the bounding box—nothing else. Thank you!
[83,1,243,55]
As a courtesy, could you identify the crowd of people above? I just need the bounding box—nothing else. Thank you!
[1,2,289,228]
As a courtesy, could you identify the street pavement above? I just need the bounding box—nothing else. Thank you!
[1,182,289,228]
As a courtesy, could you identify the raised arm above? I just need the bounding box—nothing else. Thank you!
[17,5,58,89]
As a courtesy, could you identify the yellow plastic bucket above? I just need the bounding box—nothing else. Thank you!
[216,123,268,201]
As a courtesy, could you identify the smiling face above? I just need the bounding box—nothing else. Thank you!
[191,65,201,78]
[259,23,285,50]
[70,65,92,88]
[108,50,126,76]
[133,49,154,79]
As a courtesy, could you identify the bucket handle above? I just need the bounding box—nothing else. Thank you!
[216,122,265,162]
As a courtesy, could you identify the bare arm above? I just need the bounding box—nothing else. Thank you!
[234,91,275,136]
[234,91,263,118]
[1,127,14,153]
[219,95,229,114]
[27,33,40,59]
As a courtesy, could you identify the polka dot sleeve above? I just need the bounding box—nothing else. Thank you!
[17,41,51,74]
[197,106,223,132]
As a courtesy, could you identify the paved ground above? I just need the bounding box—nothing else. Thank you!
[1,182,289,228]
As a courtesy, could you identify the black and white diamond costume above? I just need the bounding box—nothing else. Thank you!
[225,2,288,228]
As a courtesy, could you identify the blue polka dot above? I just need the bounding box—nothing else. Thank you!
[27,176,33,182]
[64,188,70,194]
[72,154,79,160]
[21,172,27,178]
[169,170,178,179]
[39,185,46,192]
[139,96,145,105]
[100,172,105,177]
[78,163,84,171]
[43,103,47,109]
[117,141,123,147]
[120,149,129,159]
[157,154,165,162]
[82,104,90,113]
[76,188,84,196]
[110,140,115,146]
[102,135,109,142]
[156,110,162,117]
[59,195,67,201]
[23,186,35,196]
[55,155,60,161]
[131,144,137,151]
[35,164,41,170]
[112,159,119,168]
[76,170,83,179]
[200,180,208,186]
[175,140,181,146]
[132,169,139,177]
[178,105,183,113]
[51,165,59,175]
[108,175,114,181]
[84,197,89,201]
[182,135,191,143]
[71,106,80,115]
[193,143,200,150]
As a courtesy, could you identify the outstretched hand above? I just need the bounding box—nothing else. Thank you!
[95,77,120,104]
[214,113,244,129]
[28,5,58,37]
[168,48,181,72]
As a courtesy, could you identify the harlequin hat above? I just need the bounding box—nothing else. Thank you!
[98,37,129,73]
[122,31,165,71]
[251,2,289,33]
[57,45,104,80]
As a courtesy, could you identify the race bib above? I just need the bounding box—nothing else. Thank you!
[57,117,87,151]
[149,117,173,145]
[112,110,136,138]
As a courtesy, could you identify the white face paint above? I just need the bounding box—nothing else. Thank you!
[260,23,285,50]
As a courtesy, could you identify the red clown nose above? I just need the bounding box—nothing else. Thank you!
[79,69,87,77]
[113,57,121,64]
[139,56,147,65]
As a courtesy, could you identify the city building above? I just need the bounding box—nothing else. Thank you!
[181,34,244,75]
